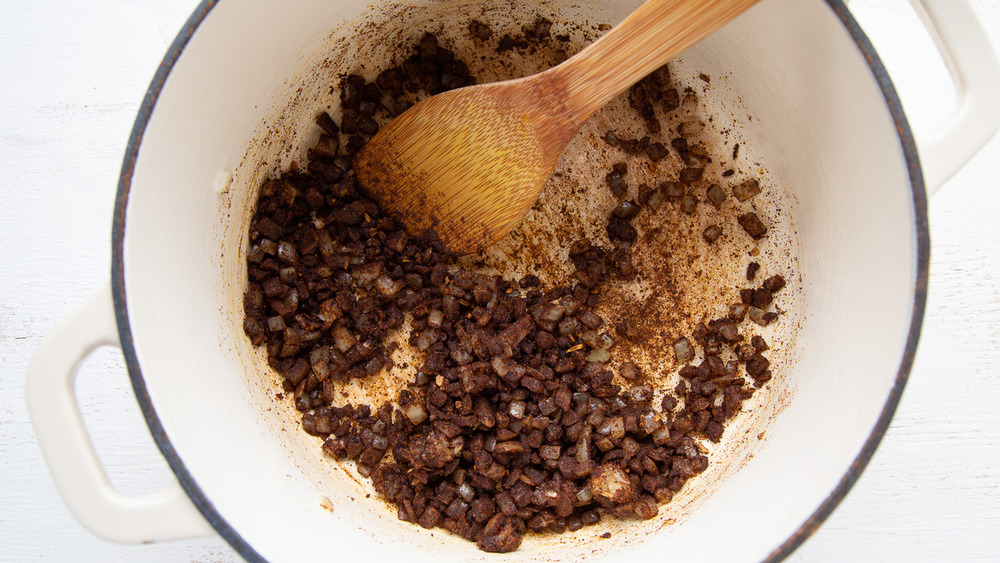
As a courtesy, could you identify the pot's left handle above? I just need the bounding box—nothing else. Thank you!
[26,282,214,543]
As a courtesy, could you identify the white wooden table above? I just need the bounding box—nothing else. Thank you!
[2,1,998,560]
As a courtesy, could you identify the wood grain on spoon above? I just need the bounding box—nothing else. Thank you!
[354,0,761,255]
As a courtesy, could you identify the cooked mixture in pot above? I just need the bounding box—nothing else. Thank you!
[242,18,785,553]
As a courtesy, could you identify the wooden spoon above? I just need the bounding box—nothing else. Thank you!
[354,0,760,255]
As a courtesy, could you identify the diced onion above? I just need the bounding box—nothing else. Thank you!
[648,190,666,211]
[277,241,298,263]
[404,403,427,425]
[598,417,624,439]
[427,309,444,328]
[673,338,694,363]
[639,412,660,435]
[652,424,671,446]
[749,306,770,326]
[279,267,297,284]
[258,239,277,255]
[458,482,475,502]
[415,328,438,351]
[374,275,403,297]
[587,348,610,362]
[576,438,590,463]
[509,401,526,419]
[680,120,704,136]
[538,303,566,323]
[540,445,561,460]
[733,179,761,202]
[332,325,357,353]
[267,316,286,332]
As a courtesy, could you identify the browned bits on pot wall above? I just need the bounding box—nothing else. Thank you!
[242,21,788,554]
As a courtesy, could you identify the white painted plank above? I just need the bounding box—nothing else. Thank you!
[1,1,998,561]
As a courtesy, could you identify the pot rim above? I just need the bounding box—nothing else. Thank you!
[110,1,930,560]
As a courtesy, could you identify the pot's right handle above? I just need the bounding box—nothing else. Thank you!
[901,0,1000,194]
[25,282,214,543]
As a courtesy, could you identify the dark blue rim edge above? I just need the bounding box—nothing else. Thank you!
[111,1,264,561]
[109,1,930,561]
[763,0,929,558]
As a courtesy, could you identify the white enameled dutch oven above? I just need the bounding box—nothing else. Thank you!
[26,0,1000,561]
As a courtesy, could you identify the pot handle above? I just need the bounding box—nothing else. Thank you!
[25,282,214,543]
[903,0,1000,194]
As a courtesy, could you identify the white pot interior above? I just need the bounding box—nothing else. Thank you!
[121,0,919,560]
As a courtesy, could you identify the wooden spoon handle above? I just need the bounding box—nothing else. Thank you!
[551,0,761,121]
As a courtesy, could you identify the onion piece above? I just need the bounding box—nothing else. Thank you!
[560,295,582,315]
[267,316,286,332]
[277,241,298,263]
[733,178,761,202]
[680,120,704,136]
[415,328,438,351]
[594,436,615,452]
[245,286,264,311]
[309,347,331,380]
[596,333,615,349]
[279,267,297,284]
[587,348,610,362]
[587,411,605,428]
[374,275,404,297]
[540,445,561,460]
[576,439,590,463]
[247,244,266,264]
[403,403,427,425]
[673,337,694,363]
[612,200,641,220]
[427,309,444,328]
[681,194,698,214]
[282,288,299,312]
[598,417,624,439]
[706,183,727,208]
[718,323,740,341]
[639,412,660,436]
[652,424,671,446]
[457,482,475,502]
[491,356,510,376]
[622,436,640,458]
[647,189,666,211]
[703,224,723,244]
[620,362,640,380]
[538,303,566,323]
[332,325,357,353]
[748,306,771,326]
[509,401,526,419]
[352,263,382,287]
[258,239,277,255]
